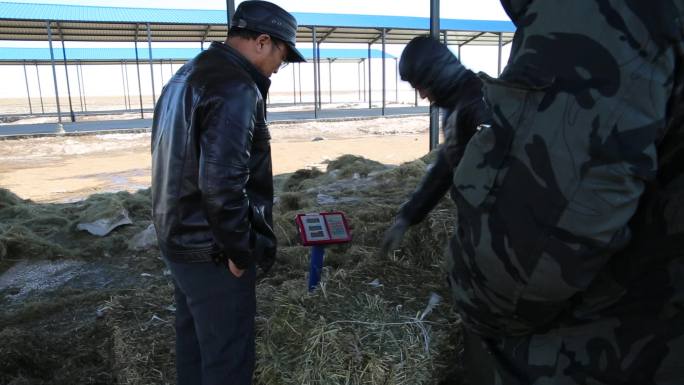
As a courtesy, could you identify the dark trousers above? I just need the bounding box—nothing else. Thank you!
[165,258,256,385]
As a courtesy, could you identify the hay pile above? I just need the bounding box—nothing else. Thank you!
[0,153,464,385]
[0,189,152,265]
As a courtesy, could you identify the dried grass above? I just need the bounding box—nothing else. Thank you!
[0,152,465,385]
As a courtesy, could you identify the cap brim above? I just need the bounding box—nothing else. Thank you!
[285,44,306,63]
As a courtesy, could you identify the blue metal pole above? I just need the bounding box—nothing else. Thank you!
[308,245,325,292]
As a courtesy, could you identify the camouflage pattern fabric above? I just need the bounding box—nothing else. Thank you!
[446,1,684,383]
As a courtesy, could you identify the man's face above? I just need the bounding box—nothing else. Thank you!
[417,87,434,103]
[254,35,288,77]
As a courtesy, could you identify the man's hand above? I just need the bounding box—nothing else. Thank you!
[379,217,410,256]
[229,259,245,278]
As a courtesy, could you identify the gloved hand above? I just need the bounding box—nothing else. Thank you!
[253,232,276,275]
[258,244,277,275]
[379,217,410,256]
[249,204,277,275]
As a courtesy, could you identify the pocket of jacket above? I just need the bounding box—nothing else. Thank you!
[452,125,503,208]
[451,74,549,209]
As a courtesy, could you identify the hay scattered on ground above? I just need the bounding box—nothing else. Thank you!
[0,152,465,385]
[0,189,152,264]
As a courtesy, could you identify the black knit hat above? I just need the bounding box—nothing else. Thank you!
[399,36,467,107]
[232,0,306,62]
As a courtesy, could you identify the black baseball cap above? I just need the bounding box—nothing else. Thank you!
[232,0,306,63]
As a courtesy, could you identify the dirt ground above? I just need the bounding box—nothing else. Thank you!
[0,115,432,202]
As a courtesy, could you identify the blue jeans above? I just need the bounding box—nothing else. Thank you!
[165,258,256,385]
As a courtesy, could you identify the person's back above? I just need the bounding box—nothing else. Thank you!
[448,1,684,383]
[451,0,684,335]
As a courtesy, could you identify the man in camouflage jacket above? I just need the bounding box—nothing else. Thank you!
[446,1,684,383]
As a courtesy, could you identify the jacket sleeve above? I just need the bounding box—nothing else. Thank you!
[398,149,454,225]
[399,88,490,225]
[499,0,533,24]
[197,82,258,269]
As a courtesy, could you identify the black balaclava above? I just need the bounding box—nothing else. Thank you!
[399,36,471,108]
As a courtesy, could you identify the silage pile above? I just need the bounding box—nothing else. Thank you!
[0,153,464,385]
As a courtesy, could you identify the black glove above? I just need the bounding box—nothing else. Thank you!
[253,232,276,275]
[379,217,410,257]
[249,204,277,275]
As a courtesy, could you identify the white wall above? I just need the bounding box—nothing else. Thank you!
[0,40,511,112]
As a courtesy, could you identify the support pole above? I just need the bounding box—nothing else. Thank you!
[429,0,440,151]
[357,61,361,101]
[381,28,386,116]
[159,59,165,86]
[120,60,128,110]
[298,62,302,103]
[328,59,332,103]
[34,62,45,114]
[134,28,145,118]
[226,0,235,27]
[79,62,87,112]
[498,32,503,76]
[75,60,84,112]
[147,23,156,105]
[312,27,318,118]
[458,44,462,59]
[46,21,62,123]
[292,63,296,104]
[395,57,398,103]
[308,245,325,292]
[22,60,33,115]
[60,37,76,122]
[316,42,322,109]
[124,60,132,111]
[367,43,372,109]
[362,59,366,102]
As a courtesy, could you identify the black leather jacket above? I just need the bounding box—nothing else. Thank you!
[152,41,276,270]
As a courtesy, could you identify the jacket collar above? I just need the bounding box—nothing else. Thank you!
[209,41,271,98]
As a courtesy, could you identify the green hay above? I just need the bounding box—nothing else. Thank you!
[0,188,153,266]
[281,168,324,192]
[255,254,462,385]
[325,155,387,178]
[420,149,440,165]
[0,188,23,210]
[1,153,465,385]
[278,192,307,212]
[0,326,113,385]
[0,289,118,385]
[105,285,176,385]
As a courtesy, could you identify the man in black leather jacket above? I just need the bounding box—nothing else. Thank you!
[151,2,305,384]
[380,36,488,254]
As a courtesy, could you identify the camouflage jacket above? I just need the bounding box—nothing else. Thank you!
[448,0,684,337]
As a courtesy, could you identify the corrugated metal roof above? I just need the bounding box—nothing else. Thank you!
[0,2,515,45]
[0,46,395,64]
